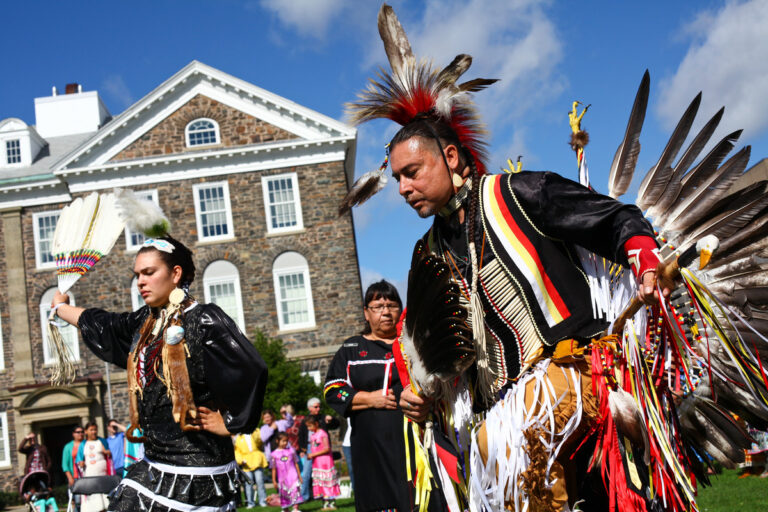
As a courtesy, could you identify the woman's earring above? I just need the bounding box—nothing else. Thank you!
[452,173,464,188]
[169,287,185,306]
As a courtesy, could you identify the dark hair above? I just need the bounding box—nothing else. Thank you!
[389,116,467,169]
[305,417,319,427]
[84,421,98,430]
[262,409,275,418]
[72,425,83,433]
[275,432,289,444]
[362,280,403,335]
[137,235,196,289]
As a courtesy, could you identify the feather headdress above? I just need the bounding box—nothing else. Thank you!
[114,187,170,238]
[339,3,498,214]
[49,191,126,384]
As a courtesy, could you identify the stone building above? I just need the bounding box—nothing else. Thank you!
[0,61,362,490]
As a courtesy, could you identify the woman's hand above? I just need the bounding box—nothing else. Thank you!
[351,389,397,411]
[195,406,231,436]
[51,291,70,308]
[104,449,111,459]
[399,387,431,423]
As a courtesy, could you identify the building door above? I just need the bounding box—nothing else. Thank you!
[41,423,78,487]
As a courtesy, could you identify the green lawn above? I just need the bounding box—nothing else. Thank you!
[697,469,768,511]
[234,470,768,511]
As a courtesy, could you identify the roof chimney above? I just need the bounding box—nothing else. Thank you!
[34,84,111,138]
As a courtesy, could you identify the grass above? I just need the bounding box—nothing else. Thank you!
[233,470,768,512]
[237,497,355,512]
[696,469,768,511]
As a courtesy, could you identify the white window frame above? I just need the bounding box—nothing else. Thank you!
[40,288,80,365]
[185,118,220,148]
[261,172,304,235]
[272,252,316,331]
[130,277,145,311]
[203,260,245,331]
[33,210,60,270]
[193,181,235,242]
[5,139,21,165]
[124,189,159,252]
[0,412,10,468]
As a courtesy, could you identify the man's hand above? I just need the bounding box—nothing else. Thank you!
[195,406,231,436]
[637,266,674,305]
[399,387,431,423]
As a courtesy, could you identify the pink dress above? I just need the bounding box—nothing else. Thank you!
[272,447,303,508]
[310,429,340,499]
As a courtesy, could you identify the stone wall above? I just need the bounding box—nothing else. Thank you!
[111,94,298,162]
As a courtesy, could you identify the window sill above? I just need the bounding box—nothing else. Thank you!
[195,237,237,248]
[0,463,12,471]
[277,325,317,335]
[266,228,306,238]
[33,265,57,273]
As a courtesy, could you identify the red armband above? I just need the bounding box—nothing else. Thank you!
[624,235,661,280]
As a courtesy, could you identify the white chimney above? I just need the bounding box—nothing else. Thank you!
[34,84,111,138]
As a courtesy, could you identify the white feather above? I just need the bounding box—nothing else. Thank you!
[114,187,170,236]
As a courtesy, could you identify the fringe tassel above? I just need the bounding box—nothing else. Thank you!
[468,239,495,398]
[46,314,77,385]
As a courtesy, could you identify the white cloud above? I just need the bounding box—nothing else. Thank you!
[657,0,768,137]
[101,74,134,110]
[258,0,347,40]
[379,0,565,128]
[359,266,407,301]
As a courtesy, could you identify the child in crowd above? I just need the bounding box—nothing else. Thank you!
[271,433,303,512]
[306,418,340,511]
[24,480,59,512]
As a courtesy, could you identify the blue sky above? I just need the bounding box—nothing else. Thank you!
[3,0,767,297]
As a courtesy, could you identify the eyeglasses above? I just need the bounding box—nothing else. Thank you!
[74,430,84,434]
[366,304,401,313]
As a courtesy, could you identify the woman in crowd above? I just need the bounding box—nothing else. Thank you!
[323,280,413,512]
[76,421,112,512]
[52,234,267,511]
[260,407,294,465]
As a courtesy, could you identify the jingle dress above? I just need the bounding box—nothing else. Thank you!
[78,302,267,512]
[324,335,414,512]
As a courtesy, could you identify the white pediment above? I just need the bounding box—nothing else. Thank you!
[0,117,28,133]
[55,61,356,172]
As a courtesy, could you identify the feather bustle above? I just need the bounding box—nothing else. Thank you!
[607,70,649,198]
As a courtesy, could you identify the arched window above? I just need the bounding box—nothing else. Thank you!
[130,277,145,311]
[203,260,245,330]
[272,252,315,331]
[185,118,220,147]
[40,287,80,365]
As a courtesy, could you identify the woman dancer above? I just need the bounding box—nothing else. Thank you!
[271,433,303,512]
[52,231,267,511]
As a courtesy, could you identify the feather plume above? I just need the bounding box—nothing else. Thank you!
[378,3,415,86]
[338,170,388,216]
[608,388,650,464]
[114,188,170,238]
[679,396,752,468]
[607,70,649,198]
[346,5,498,177]
[636,92,701,210]
[662,145,750,233]
[401,240,475,397]
[646,107,724,218]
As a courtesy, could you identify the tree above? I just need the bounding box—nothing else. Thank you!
[252,329,324,415]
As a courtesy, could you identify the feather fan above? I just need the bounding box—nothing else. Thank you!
[607,70,649,198]
[663,145,750,233]
[400,240,475,397]
[49,191,126,384]
[53,192,126,294]
[646,107,724,219]
[635,92,701,210]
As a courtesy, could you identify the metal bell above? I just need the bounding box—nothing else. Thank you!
[180,476,193,497]
[154,472,164,494]
[212,475,223,497]
[168,474,178,498]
